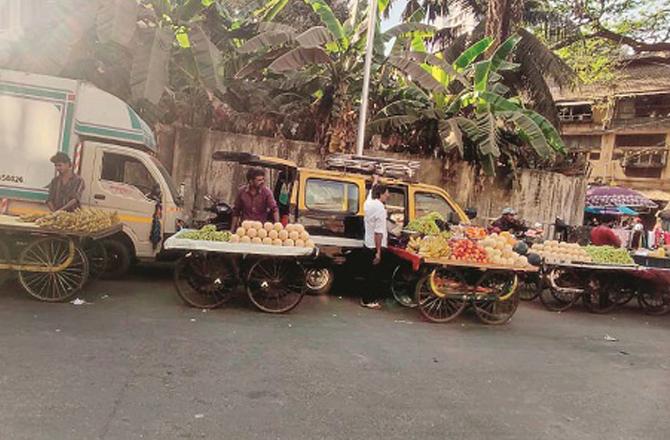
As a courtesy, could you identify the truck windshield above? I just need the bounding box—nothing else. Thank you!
[150,156,183,206]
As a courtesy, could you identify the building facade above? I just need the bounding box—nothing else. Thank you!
[554,54,670,203]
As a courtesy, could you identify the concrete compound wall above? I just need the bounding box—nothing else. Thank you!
[156,126,587,227]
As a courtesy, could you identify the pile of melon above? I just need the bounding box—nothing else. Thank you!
[479,233,530,268]
[232,221,315,248]
[531,241,591,263]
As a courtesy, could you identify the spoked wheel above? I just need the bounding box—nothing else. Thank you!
[391,263,418,308]
[540,267,583,312]
[637,285,670,316]
[83,239,108,280]
[472,271,520,325]
[518,273,542,301]
[246,258,306,313]
[614,277,637,306]
[582,274,619,314]
[174,253,237,309]
[415,268,468,323]
[18,238,89,302]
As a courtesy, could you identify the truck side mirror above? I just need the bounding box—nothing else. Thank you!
[465,208,477,220]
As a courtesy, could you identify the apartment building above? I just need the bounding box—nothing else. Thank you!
[554,53,670,203]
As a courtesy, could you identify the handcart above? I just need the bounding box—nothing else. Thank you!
[388,247,538,325]
[0,214,121,302]
[540,261,670,315]
[164,230,318,313]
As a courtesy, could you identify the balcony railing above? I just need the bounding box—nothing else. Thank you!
[620,148,668,169]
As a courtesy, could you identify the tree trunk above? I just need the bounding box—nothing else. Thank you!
[485,0,524,49]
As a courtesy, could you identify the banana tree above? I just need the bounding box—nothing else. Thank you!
[235,0,438,152]
[374,33,565,174]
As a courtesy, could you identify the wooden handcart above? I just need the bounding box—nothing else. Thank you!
[0,214,121,302]
[541,261,670,315]
[388,247,538,325]
[164,230,318,313]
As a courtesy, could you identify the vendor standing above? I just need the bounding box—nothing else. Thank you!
[46,152,85,212]
[231,168,279,230]
[360,178,390,309]
[590,215,622,247]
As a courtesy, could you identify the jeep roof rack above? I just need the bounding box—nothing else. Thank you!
[324,154,421,181]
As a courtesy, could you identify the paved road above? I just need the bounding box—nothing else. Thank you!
[1,265,669,440]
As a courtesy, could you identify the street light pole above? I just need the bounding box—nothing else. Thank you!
[355,0,377,156]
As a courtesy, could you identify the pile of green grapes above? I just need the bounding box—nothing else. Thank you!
[180,225,232,242]
[585,245,634,265]
[406,212,444,235]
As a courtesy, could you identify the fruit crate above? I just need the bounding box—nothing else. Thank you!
[633,255,670,269]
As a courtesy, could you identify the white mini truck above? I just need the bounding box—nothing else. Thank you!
[0,69,184,276]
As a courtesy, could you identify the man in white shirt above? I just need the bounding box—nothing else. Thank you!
[361,179,390,309]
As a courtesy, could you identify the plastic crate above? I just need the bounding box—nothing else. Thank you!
[633,255,670,268]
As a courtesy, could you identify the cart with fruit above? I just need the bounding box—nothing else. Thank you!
[165,221,318,313]
[389,218,539,325]
[531,241,670,314]
[0,210,122,302]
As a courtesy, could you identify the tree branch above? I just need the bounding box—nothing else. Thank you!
[550,23,670,53]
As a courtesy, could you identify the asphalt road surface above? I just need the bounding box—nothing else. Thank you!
[1,265,669,440]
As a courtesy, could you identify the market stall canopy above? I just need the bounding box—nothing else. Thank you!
[586,186,658,210]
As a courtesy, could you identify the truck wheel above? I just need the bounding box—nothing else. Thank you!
[100,239,132,279]
[305,267,334,296]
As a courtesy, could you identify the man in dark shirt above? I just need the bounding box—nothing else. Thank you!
[590,216,622,247]
[491,207,527,234]
[46,152,85,212]
[231,168,279,230]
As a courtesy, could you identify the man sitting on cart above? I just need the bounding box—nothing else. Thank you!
[46,152,85,213]
[231,167,280,230]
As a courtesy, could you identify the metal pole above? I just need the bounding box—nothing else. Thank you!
[355,0,377,156]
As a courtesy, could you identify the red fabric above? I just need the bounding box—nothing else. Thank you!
[590,225,622,247]
[387,246,422,272]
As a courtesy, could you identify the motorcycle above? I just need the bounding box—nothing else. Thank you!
[195,195,233,231]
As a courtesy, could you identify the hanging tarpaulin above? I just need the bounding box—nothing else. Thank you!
[586,185,658,210]
[584,206,639,216]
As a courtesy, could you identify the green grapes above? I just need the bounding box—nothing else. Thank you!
[584,245,633,265]
[181,225,232,242]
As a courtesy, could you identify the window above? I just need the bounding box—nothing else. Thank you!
[305,179,359,213]
[415,192,455,220]
[588,152,601,161]
[615,134,666,148]
[558,103,593,122]
[386,188,407,226]
[101,153,157,196]
[563,135,602,151]
[634,94,670,118]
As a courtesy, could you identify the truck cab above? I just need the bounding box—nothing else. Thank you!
[0,69,184,276]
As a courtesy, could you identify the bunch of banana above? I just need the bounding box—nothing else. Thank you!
[417,235,451,258]
[408,236,422,253]
[36,208,119,233]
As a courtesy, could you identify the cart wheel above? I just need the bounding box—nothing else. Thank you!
[637,285,670,316]
[472,271,520,325]
[18,238,89,302]
[518,273,541,301]
[174,253,237,309]
[582,274,618,314]
[0,239,11,286]
[415,268,467,323]
[247,258,306,313]
[539,267,582,312]
[83,240,108,280]
[614,278,637,306]
[391,263,418,308]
